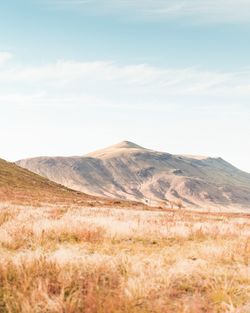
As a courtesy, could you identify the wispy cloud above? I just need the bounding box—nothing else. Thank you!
[46,0,250,23]
[0,58,247,94]
[0,52,13,66]
[0,55,249,113]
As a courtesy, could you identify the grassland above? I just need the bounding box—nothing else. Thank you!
[0,202,249,313]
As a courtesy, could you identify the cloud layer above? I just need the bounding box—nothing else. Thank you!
[0,52,249,112]
[48,0,250,23]
[0,52,13,65]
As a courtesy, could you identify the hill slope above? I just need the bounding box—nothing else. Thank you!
[16,141,250,209]
[0,158,94,204]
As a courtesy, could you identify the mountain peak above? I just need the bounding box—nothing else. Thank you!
[86,141,145,158]
[113,141,145,149]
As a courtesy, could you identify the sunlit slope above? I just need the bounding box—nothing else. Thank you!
[0,158,93,204]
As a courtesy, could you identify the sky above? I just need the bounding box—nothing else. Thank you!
[0,0,250,172]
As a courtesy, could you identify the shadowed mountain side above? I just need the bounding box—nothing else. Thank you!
[16,141,250,209]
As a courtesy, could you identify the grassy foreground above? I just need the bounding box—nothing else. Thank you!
[0,203,249,313]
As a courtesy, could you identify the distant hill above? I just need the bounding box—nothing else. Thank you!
[16,141,250,209]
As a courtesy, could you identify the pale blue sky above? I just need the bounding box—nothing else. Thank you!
[0,0,250,172]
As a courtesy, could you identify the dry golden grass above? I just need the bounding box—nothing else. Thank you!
[0,203,250,313]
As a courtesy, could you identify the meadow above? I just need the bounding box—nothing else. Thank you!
[0,203,249,313]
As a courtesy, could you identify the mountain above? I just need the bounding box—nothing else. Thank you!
[16,141,250,209]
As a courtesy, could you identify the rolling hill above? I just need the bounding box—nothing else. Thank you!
[0,157,94,204]
[16,141,250,209]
